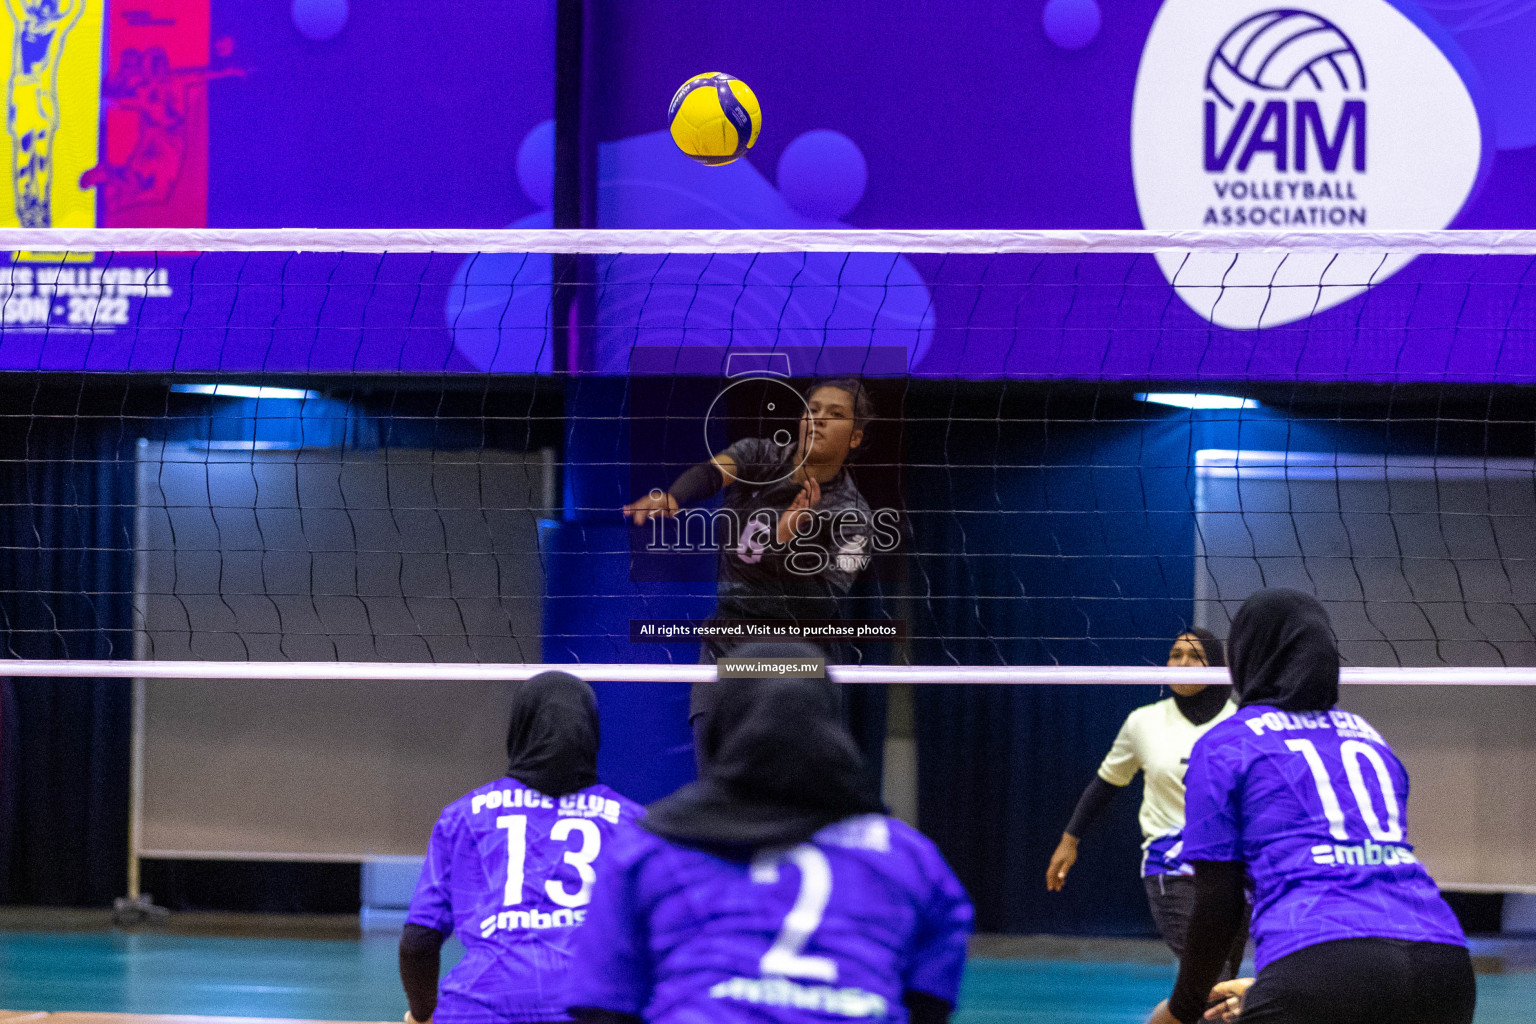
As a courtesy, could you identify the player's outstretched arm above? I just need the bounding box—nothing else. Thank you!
[1048,776,1124,890]
[622,489,678,524]
[1045,834,1078,891]
[622,453,737,524]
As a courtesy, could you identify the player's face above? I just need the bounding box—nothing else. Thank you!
[798,386,862,464]
[1168,633,1210,695]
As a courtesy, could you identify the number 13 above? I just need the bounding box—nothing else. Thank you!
[496,815,603,908]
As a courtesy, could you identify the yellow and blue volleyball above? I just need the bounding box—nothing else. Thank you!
[667,72,761,166]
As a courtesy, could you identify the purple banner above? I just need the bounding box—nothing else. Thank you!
[0,252,463,373]
[0,248,1529,382]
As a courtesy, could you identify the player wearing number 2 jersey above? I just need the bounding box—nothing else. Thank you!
[400,672,644,1024]
[1150,590,1473,1024]
[566,674,972,1024]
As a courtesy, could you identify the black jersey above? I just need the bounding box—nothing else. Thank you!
[710,436,873,625]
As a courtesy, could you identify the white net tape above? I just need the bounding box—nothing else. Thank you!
[0,227,1529,686]
[5,661,1530,685]
[0,227,1535,253]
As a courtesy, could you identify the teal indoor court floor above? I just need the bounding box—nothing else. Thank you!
[0,916,1531,1023]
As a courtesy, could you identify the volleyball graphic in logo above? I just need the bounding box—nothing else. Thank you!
[1131,0,1486,331]
[1206,10,1363,107]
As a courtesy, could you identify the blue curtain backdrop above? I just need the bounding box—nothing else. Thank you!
[906,385,1184,935]
[0,385,135,906]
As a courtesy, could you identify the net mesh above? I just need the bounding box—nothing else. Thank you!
[1,228,1530,901]
[0,229,1523,676]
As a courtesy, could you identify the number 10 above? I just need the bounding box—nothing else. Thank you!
[1286,738,1403,843]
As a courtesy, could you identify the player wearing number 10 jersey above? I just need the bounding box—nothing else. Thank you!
[567,673,972,1024]
[400,672,644,1024]
[1152,590,1473,1024]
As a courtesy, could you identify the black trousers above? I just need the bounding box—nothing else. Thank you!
[1143,874,1248,980]
[1238,938,1475,1024]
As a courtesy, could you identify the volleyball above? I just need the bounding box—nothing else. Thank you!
[667,72,761,165]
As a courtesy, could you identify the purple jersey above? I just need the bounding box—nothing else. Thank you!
[407,777,645,1023]
[1182,705,1465,971]
[567,814,972,1024]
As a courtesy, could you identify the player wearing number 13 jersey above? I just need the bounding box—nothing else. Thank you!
[567,673,972,1024]
[400,672,643,1024]
[1152,590,1473,1024]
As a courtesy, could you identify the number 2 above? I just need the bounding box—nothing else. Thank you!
[1286,738,1404,843]
[496,815,604,907]
[751,844,838,982]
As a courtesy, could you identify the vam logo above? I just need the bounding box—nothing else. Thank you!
[1205,11,1365,184]
[1132,0,1487,330]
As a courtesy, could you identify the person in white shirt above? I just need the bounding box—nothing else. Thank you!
[1044,628,1247,975]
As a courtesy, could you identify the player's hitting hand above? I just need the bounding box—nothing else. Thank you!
[1202,979,1252,1022]
[776,476,821,543]
[623,490,679,525]
[1045,833,1078,891]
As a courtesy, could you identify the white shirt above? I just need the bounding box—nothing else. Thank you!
[1097,696,1237,874]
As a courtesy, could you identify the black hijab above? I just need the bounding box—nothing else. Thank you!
[1172,626,1232,726]
[644,645,883,851]
[1228,588,1340,712]
[505,671,600,797]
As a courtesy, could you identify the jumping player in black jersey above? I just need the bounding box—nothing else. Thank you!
[623,379,877,763]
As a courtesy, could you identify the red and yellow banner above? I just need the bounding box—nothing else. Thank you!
[90,0,218,227]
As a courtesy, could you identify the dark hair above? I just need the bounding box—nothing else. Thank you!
[806,378,875,433]
[1177,626,1226,667]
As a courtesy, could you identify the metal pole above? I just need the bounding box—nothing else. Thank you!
[552,0,585,373]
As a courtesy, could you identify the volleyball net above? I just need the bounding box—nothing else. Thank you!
[0,228,1530,900]
[0,227,1526,677]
